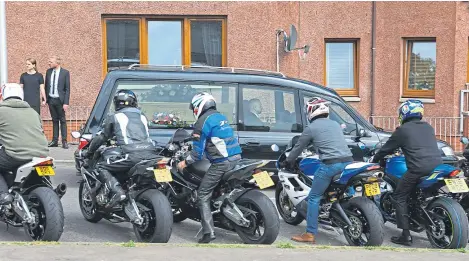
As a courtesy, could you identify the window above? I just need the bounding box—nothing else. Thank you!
[324,40,359,96]
[403,39,436,98]
[303,95,363,135]
[113,80,237,129]
[102,16,226,74]
[241,86,301,132]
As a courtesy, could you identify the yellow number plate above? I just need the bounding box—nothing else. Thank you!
[444,178,469,193]
[35,166,55,176]
[154,168,173,183]
[364,182,381,196]
[253,171,274,189]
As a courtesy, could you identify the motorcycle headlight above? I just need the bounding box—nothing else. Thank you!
[442,146,455,156]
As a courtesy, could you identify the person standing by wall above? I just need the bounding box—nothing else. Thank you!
[45,56,70,149]
[19,58,46,114]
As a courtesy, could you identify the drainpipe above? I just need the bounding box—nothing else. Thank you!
[0,0,7,84]
[370,1,376,124]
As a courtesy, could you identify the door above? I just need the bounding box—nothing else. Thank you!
[300,92,379,161]
[237,84,303,162]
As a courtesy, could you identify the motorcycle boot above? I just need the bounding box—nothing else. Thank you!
[98,169,126,208]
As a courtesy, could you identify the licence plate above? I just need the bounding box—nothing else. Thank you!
[364,182,381,196]
[35,166,55,176]
[444,178,469,193]
[253,171,274,189]
[154,168,173,183]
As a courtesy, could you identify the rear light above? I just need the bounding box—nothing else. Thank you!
[35,159,53,166]
[78,138,89,150]
[449,169,461,177]
[156,158,169,169]
[366,165,381,171]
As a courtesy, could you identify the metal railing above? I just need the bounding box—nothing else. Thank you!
[370,116,463,152]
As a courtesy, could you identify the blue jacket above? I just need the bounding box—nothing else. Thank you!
[185,109,242,164]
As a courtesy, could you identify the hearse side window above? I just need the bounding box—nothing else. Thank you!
[240,85,301,133]
[112,80,238,129]
[303,95,363,135]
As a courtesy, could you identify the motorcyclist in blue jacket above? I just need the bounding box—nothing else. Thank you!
[177,92,242,244]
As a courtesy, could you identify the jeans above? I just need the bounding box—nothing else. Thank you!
[306,161,351,234]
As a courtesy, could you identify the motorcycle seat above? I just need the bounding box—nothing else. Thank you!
[222,159,264,181]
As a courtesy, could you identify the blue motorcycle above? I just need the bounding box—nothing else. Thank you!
[368,149,469,249]
[273,137,386,246]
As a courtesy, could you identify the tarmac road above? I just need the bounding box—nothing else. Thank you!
[0,163,463,250]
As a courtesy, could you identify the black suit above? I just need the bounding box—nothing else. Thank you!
[45,67,70,143]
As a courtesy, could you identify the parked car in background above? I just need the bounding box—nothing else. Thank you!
[72,65,459,181]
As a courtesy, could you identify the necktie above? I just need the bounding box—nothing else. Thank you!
[52,70,56,96]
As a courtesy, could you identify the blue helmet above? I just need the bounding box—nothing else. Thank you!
[398,99,424,124]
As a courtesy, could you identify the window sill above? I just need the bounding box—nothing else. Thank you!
[343,97,361,102]
[399,97,435,104]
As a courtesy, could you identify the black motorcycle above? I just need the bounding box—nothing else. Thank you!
[160,129,280,244]
[77,134,173,243]
[0,156,66,241]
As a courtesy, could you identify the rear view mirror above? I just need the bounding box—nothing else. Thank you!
[271,144,279,152]
[71,131,81,139]
[461,136,469,145]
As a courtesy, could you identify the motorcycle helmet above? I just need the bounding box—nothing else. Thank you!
[189,92,216,120]
[113,89,137,111]
[1,83,24,101]
[305,97,330,122]
[398,99,423,124]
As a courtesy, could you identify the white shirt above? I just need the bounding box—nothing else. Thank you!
[49,67,61,98]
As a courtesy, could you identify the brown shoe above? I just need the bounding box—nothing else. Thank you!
[291,232,316,243]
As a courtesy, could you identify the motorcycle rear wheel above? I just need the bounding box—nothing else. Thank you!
[234,190,280,244]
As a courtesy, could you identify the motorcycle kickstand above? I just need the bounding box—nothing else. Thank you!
[195,227,203,238]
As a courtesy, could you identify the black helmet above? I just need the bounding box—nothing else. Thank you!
[114,89,137,110]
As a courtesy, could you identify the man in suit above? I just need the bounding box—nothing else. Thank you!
[45,56,70,149]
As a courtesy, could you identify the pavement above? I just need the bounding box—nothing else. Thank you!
[49,145,77,163]
[0,243,466,261]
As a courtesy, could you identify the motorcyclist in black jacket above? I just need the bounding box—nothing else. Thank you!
[85,89,157,209]
[372,99,442,246]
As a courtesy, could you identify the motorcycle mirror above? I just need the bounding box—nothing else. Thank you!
[461,136,469,145]
[71,131,81,139]
[271,144,279,152]
[359,129,366,137]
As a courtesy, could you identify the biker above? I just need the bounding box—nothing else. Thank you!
[0,83,49,204]
[177,92,242,244]
[372,99,442,246]
[85,89,157,211]
[281,97,353,244]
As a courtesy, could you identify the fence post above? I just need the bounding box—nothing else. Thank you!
[463,112,469,138]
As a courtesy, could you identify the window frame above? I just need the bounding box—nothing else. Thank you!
[101,15,227,77]
[323,39,360,97]
[238,84,302,133]
[402,38,436,99]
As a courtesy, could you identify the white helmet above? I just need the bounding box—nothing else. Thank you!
[189,92,216,120]
[1,83,24,101]
[305,97,330,121]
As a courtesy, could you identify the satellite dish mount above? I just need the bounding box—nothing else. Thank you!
[276,24,310,72]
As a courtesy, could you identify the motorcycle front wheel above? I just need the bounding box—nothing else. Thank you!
[340,197,385,246]
[234,190,280,244]
[275,183,304,225]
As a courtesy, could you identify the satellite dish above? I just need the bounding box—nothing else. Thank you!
[285,24,298,52]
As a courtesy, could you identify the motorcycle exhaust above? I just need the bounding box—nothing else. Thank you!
[54,183,67,199]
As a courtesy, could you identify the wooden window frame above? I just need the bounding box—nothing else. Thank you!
[101,15,227,77]
[402,38,436,99]
[324,39,359,97]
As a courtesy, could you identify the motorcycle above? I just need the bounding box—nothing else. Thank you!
[72,126,91,172]
[0,155,66,241]
[273,136,385,246]
[75,131,174,243]
[367,147,469,249]
[159,128,280,244]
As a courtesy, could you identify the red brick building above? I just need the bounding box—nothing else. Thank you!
[3,1,469,149]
